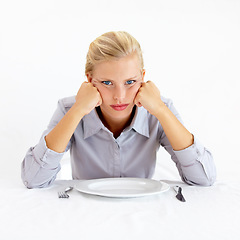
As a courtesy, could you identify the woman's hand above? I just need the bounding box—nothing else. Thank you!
[74,81,102,116]
[134,81,164,116]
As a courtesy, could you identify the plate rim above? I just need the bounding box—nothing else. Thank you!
[74,177,170,198]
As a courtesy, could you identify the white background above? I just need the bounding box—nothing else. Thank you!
[0,0,239,182]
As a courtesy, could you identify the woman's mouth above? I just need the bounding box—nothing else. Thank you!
[110,104,129,111]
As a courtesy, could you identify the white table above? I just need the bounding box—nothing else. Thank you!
[1,172,240,240]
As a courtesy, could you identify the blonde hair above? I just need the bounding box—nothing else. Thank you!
[85,31,144,75]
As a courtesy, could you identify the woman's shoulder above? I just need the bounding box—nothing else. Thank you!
[161,96,174,107]
[57,95,76,112]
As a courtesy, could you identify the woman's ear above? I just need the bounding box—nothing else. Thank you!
[142,69,146,82]
[86,73,92,83]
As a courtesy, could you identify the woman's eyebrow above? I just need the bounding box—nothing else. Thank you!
[96,76,140,81]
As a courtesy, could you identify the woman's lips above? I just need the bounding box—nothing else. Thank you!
[110,104,129,111]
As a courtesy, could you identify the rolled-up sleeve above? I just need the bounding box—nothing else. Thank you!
[172,136,216,186]
[21,135,66,188]
[21,98,72,188]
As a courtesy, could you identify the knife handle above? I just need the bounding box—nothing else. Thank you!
[173,186,186,202]
[173,186,181,193]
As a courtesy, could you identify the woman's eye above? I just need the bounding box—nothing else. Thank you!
[126,80,135,85]
[102,81,112,85]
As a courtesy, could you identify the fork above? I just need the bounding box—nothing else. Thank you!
[58,186,73,198]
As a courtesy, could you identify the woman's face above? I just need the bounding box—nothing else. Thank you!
[88,54,145,122]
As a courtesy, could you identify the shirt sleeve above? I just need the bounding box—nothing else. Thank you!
[21,99,72,188]
[159,97,216,186]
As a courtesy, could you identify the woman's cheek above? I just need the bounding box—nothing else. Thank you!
[130,85,141,99]
[97,87,110,103]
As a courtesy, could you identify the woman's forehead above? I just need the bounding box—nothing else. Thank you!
[93,54,141,73]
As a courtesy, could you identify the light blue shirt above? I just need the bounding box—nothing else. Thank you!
[21,96,216,188]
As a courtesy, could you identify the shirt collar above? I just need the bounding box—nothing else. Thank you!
[82,108,104,139]
[129,106,150,138]
[82,106,150,139]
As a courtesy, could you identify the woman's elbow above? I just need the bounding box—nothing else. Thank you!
[183,171,217,187]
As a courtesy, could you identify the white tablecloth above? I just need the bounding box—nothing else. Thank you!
[1,172,240,240]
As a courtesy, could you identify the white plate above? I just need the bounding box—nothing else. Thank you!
[74,178,170,198]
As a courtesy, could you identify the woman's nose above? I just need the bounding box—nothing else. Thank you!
[113,85,126,101]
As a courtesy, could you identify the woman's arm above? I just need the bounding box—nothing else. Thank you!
[21,82,102,188]
[135,81,216,186]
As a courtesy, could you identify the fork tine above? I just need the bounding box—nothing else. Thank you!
[58,186,73,198]
[64,193,69,198]
[58,191,69,198]
[58,192,64,198]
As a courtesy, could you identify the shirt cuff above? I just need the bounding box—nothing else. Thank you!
[173,136,205,167]
[32,136,65,169]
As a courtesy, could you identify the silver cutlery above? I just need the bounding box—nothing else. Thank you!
[173,186,186,202]
[58,186,73,198]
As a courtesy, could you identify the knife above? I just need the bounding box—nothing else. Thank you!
[173,186,186,202]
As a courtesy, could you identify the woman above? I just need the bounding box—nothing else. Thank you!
[21,31,216,188]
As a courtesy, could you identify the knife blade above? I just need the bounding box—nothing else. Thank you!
[173,186,186,202]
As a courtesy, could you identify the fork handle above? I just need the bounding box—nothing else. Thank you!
[65,186,73,193]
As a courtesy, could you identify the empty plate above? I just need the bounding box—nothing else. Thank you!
[74,177,170,198]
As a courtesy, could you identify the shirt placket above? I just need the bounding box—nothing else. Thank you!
[113,140,121,177]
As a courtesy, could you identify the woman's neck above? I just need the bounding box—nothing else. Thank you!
[96,106,136,138]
